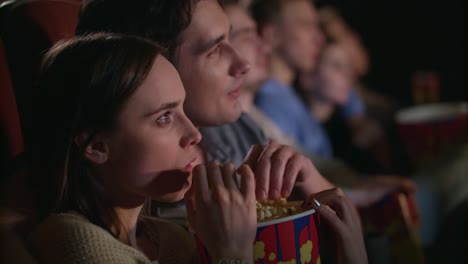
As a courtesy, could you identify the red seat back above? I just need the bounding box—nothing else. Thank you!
[0,39,23,158]
[1,0,80,149]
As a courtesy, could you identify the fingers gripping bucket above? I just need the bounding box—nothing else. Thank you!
[195,209,321,264]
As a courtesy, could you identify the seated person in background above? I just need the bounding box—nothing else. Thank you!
[314,6,399,172]
[21,33,367,264]
[230,0,415,208]
[250,2,425,261]
[295,40,390,173]
[317,6,370,80]
[252,0,333,159]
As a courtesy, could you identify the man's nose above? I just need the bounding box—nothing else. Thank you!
[229,47,251,77]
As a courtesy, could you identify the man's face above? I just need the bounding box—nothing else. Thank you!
[173,0,250,127]
[274,0,323,72]
[226,5,269,92]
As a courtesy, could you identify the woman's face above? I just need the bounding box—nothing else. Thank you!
[315,43,354,105]
[97,55,202,205]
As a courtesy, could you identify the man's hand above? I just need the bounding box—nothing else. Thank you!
[243,140,334,201]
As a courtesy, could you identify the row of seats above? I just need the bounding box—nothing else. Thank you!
[1,0,80,179]
[1,1,81,261]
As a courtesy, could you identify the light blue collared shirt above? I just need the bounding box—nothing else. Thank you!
[255,78,333,158]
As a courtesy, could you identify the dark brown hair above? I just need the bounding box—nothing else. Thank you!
[76,0,198,59]
[250,0,286,31]
[29,33,163,237]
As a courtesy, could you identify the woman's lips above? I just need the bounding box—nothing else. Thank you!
[183,157,197,172]
[184,163,193,173]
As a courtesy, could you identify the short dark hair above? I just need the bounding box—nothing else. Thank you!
[222,0,240,7]
[30,33,163,237]
[250,0,285,31]
[76,0,203,59]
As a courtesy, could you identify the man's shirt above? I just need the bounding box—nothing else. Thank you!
[255,78,333,158]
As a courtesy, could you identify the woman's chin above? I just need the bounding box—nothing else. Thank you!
[155,182,191,203]
[156,193,185,203]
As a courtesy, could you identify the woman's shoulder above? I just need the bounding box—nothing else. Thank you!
[141,216,195,246]
[140,216,199,264]
[28,212,111,243]
[27,213,150,264]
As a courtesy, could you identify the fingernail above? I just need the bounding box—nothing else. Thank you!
[257,190,267,201]
[313,198,321,207]
[270,189,279,199]
[281,189,290,198]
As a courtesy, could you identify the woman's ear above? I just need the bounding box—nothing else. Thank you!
[75,132,109,165]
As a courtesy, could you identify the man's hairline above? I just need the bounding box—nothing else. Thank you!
[168,0,231,65]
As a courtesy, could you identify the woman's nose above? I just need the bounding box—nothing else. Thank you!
[180,118,202,148]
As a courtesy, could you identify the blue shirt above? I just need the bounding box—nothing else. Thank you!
[340,89,366,119]
[201,113,268,167]
[255,78,333,158]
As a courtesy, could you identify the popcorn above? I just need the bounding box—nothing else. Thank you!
[256,198,304,222]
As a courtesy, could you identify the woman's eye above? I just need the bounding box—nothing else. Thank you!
[156,112,172,126]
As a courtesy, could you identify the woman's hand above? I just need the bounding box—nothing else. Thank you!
[185,163,256,263]
[306,188,368,264]
[243,141,334,201]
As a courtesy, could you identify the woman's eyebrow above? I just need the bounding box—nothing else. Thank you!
[144,101,180,118]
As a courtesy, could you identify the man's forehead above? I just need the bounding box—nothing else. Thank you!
[226,7,256,35]
[280,0,316,20]
[179,0,229,45]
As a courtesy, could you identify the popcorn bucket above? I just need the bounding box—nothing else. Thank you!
[195,208,321,264]
[359,192,425,263]
[396,102,468,169]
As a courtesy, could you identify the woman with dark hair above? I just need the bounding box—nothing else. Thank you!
[25,33,257,264]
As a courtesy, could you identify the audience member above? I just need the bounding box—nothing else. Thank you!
[25,33,257,263]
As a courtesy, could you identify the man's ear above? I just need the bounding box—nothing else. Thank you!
[75,132,109,165]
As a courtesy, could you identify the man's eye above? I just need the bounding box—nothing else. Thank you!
[208,46,220,57]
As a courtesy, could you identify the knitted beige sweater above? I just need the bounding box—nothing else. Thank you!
[27,213,199,264]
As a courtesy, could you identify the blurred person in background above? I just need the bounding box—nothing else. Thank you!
[250,0,424,261]
[228,0,415,209]
[295,37,392,174]
[313,6,401,173]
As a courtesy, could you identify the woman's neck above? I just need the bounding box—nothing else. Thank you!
[114,205,159,261]
[113,205,143,247]
[309,97,336,122]
[269,53,295,87]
